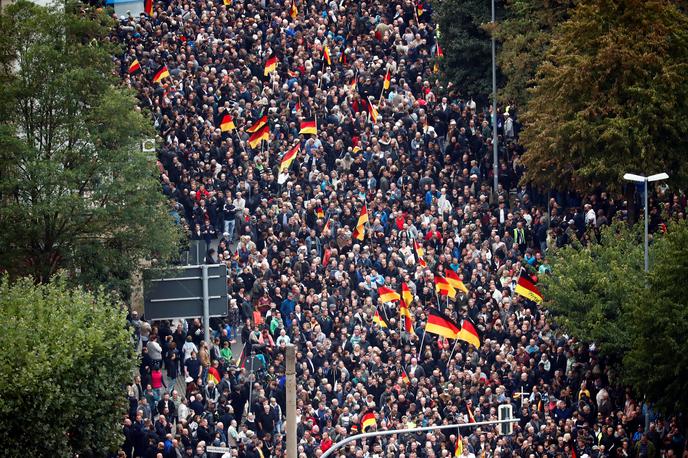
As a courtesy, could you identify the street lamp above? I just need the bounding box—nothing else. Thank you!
[491,0,498,194]
[623,172,669,273]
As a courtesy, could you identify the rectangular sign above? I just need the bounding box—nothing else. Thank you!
[143,264,228,320]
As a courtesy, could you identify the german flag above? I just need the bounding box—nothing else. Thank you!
[246,115,268,133]
[279,143,300,174]
[378,286,400,303]
[445,269,468,294]
[293,97,302,113]
[425,309,460,339]
[383,68,391,90]
[435,275,457,299]
[457,319,481,348]
[352,204,368,241]
[289,0,297,18]
[299,119,317,135]
[367,97,379,124]
[144,0,153,15]
[466,403,476,423]
[400,301,414,334]
[322,218,332,236]
[248,124,270,148]
[349,77,357,93]
[515,269,543,303]
[401,282,413,308]
[455,434,463,457]
[208,366,221,385]
[339,51,347,65]
[323,46,332,66]
[414,240,427,267]
[264,55,278,76]
[416,1,424,18]
[223,0,232,5]
[220,114,235,132]
[436,43,444,58]
[322,247,331,267]
[152,65,170,84]
[361,412,376,432]
[316,207,325,219]
[372,310,390,328]
[128,59,141,74]
[401,368,410,385]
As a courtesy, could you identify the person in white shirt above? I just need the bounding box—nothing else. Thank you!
[585,204,597,227]
[182,336,198,362]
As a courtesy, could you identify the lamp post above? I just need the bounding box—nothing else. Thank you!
[622,172,669,273]
[491,0,498,194]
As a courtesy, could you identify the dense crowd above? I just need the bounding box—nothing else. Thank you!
[113,0,688,457]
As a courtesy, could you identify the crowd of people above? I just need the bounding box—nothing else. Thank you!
[112,0,688,457]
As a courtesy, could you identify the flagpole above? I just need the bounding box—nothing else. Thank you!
[447,337,460,362]
[417,327,426,359]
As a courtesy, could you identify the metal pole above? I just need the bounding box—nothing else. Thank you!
[644,178,649,273]
[286,344,297,458]
[491,0,498,194]
[320,418,517,458]
[202,264,210,343]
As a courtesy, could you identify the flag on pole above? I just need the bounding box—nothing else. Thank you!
[322,218,332,236]
[378,286,401,303]
[279,143,300,174]
[299,119,317,135]
[246,115,268,133]
[220,114,236,132]
[414,240,427,267]
[466,403,476,423]
[223,0,232,5]
[383,68,391,90]
[248,124,270,148]
[416,1,424,17]
[372,310,390,328]
[289,0,298,18]
[361,412,377,432]
[323,46,332,66]
[316,207,325,219]
[128,59,141,74]
[400,300,414,334]
[322,247,331,267]
[445,269,468,294]
[367,97,379,123]
[144,0,153,15]
[455,435,463,457]
[435,275,457,299]
[349,77,357,93]
[401,368,411,385]
[425,309,461,339]
[515,269,543,303]
[352,204,368,241]
[152,65,170,83]
[457,319,481,348]
[401,282,413,308]
[264,55,278,76]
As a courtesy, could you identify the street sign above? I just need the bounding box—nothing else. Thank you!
[498,404,513,435]
[143,264,228,321]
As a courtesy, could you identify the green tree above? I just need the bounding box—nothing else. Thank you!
[496,0,570,104]
[0,276,135,457]
[519,0,688,194]
[624,221,688,414]
[541,222,642,360]
[436,0,504,101]
[0,1,179,295]
[541,221,688,413]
